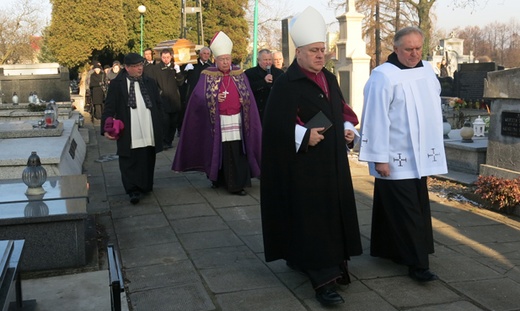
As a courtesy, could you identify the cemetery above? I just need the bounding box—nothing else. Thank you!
[0,63,91,281]
[0,6,520,310]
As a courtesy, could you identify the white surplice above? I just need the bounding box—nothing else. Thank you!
[358,61,448,180]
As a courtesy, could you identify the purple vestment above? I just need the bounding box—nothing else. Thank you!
[172,66,262,180]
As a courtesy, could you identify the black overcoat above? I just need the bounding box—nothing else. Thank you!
[260,59,362,270]
[150,62,184,113]
[244,65,284,120]
[100,69,164,157]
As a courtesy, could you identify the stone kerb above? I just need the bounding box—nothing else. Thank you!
[480,68,520,179]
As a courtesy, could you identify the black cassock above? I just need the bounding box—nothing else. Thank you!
[261,60,362,282]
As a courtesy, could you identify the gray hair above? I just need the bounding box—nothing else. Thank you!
[199,46,211,54]
[257,49,272,61]
[394,27,424,46]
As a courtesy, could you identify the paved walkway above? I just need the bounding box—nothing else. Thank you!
[82,112,520,311]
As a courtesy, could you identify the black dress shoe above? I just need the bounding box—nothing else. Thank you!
[129,192,141,204]
[315,286,344,306]
[233,190,246,196]
[408,267,439,282]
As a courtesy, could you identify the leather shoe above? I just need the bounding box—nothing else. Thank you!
[315,286,344,306]
[408,267,439,282]
[233,190,246,196]
[129,192,141,204]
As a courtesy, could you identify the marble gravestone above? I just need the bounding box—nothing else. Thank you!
[481,67,520,179]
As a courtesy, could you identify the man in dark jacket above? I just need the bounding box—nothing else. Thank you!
[150,49,184,149]
[261,7,362,306]
[101,53,164,204]
[245,49,284,122]
[143,48,156,77]
[179,46,213,132]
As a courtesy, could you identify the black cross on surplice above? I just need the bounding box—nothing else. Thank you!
[427,148,440,162]
[393,153,407,167]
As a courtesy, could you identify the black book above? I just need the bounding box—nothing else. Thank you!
[304,110,332,134]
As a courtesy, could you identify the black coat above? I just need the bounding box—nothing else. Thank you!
[244,65,284,120]
[150,62,184,113]
[184,58,213,103]
[100,69,164,156]
[260,59,362,270]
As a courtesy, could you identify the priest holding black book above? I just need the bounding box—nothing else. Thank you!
[260,6,362,307]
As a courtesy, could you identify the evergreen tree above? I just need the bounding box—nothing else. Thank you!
[122,0,181,54]
[47,0,128,68]
[203,0,249,64]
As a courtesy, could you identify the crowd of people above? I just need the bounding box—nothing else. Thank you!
[94,5,447,307]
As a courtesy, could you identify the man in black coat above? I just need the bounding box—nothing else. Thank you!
[150,49,184,149]
[101,53,164,204]
[261,7,362,306]
[244,49,284,122]
[179,46,213,132]
[143,48,156,77]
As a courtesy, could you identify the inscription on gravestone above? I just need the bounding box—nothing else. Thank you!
[501,111,520,138]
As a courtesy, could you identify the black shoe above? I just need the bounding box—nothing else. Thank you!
[232,189,246,196]
[315,286,344,306]
[129,192,141,204]
[163,143,173,150]
[211,182,219,189]
[408,267,439,282]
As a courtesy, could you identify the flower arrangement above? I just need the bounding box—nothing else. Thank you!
[448,97,467,110]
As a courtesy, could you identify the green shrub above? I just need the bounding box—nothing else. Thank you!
[474,175,520,213]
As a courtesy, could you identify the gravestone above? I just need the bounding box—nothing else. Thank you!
[480,67,520,179]
[281,17,295,70]
[0,63,70,103]
[454,62,497,101]
[334,0,371,121]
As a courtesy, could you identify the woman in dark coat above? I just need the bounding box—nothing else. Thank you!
[89,63,106,120]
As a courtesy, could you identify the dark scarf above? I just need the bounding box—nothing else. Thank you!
[126,73,152,109]
[386,52,424,70]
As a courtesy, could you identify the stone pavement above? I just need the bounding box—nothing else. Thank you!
[24,109,520,310]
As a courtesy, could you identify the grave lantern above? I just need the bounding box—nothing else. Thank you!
[12,92,19,105]
[22,151,47,195]
[44,103,57,128]
[443,116,451,139]
[459,118,474,143]
[473,115,485,137]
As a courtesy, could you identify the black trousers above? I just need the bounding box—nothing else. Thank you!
[118,146,156,194]
[370,177,434,269]
[163,111,180,145]
[216,141,251,193]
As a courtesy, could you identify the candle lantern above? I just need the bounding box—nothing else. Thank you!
[442,116,451,139]
[12,92,19,105]
[473,115,486,137]
[44,103,57,128]
[22,151,47,196]
[459,118,474,143]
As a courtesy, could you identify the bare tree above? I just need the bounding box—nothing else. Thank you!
[0,0,44,64]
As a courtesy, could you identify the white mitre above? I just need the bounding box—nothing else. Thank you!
[210,31,233,57]
[289,6,327,47]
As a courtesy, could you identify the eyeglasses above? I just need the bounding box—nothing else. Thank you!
[127,63,144,68]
